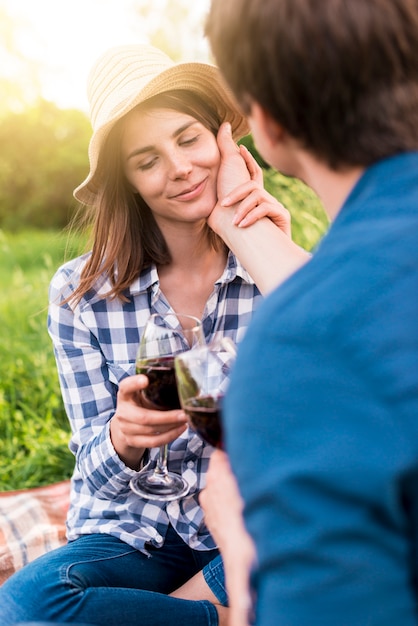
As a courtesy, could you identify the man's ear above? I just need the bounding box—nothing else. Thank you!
[249,102,284,146]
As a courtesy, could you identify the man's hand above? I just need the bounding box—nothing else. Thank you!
[200,450,256,626]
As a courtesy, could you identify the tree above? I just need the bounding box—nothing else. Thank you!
[0,100,91,230]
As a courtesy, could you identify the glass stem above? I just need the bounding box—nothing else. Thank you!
[154,444,169,477]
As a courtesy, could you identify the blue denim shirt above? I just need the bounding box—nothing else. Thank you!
[227,152,418,625]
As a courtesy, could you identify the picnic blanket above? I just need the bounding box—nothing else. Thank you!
[0,480,70,585]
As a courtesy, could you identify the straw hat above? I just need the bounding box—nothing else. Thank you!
[74,44,249,206]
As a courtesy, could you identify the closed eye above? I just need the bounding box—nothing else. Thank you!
[179,135,199,147]
[137,157,158,171]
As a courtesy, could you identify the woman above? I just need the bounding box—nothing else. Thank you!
[0,45,308,626]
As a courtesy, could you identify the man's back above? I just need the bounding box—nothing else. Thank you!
[225,152,418,625]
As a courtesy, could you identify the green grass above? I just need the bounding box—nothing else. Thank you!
[0,229,84,490]
[264,169,329,251]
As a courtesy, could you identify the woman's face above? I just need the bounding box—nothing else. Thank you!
[121,107,220,226]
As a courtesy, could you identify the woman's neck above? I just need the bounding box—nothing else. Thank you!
[158,219,219,265]
[156,220,228,318]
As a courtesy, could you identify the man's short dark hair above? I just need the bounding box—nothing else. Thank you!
[206,0,418,169]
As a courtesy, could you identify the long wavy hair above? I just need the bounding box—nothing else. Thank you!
[69,89,226,304]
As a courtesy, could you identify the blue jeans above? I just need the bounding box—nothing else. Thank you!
[0,526,223,625]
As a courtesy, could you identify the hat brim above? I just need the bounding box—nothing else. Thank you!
[74,62,249,206]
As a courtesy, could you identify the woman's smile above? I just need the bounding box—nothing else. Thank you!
[168,177,208,201]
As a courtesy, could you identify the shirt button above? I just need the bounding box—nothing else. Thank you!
[187,461,194,469]
[155,534,163,543]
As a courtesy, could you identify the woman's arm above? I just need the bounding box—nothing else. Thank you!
[209,123,310,295]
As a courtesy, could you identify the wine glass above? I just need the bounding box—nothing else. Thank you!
[130,312,205,501]
[175,338,236,449]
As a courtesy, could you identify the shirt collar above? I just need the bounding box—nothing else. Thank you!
[127,251,255,297]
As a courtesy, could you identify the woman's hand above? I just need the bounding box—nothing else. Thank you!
[110,374,188,469]
[210,122,291,237]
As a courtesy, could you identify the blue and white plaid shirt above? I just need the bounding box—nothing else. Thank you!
[48,251,262,554]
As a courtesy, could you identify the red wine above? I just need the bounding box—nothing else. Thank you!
[137,356,181,410]
[183,395,223,449]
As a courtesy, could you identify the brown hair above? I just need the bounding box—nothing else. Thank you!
[69,90,225,304]
[206,0,418,169]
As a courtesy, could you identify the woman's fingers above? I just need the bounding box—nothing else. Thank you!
[125,423,188,450]
[113,374,187,445]
[111,405,187,456]
[117,373,148,401]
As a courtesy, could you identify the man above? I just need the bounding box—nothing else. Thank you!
[202,1,418,624]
